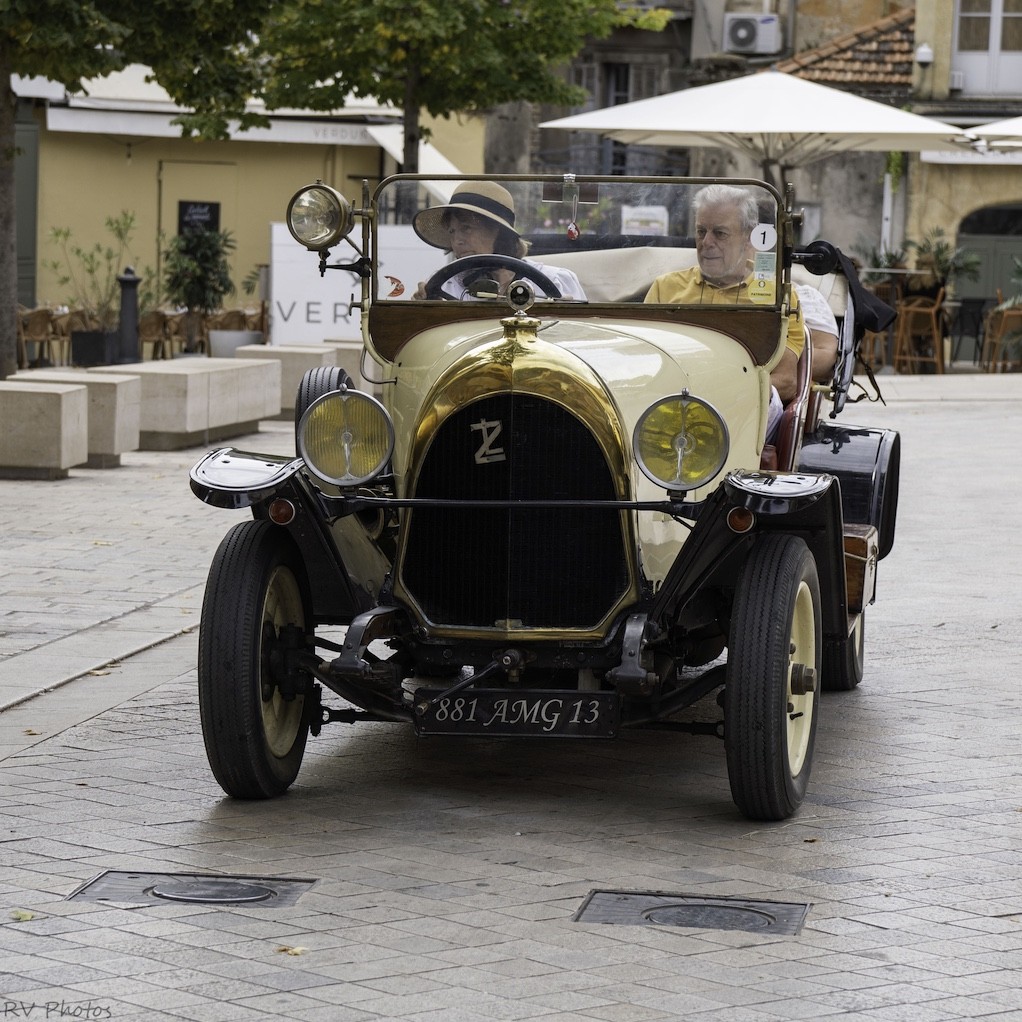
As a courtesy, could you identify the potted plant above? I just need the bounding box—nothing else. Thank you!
[45,211,139,365]
[905,227,981,298]
[163,228,237,354]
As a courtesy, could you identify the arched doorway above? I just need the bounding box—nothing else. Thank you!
[957,203,1022,301]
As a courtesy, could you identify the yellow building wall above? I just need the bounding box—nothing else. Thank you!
[907,157,1022,243]
[424,113,485,175]
[794,0,914,50]
[912,0,954,100]
[33,109,485,310]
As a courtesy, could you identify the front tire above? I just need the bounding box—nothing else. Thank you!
[198,521,311,798]
[294,366,354,447]
[725,534,821,821]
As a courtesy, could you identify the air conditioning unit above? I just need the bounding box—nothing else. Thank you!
[723,12,784,55]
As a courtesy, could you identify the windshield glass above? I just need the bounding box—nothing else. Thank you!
[371,176,782,308]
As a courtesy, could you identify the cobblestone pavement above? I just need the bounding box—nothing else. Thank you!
[1,375,1020,1021]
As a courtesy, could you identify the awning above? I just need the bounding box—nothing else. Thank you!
[19,64,404,148]
[366,125,461,200]
[44,104,387,147]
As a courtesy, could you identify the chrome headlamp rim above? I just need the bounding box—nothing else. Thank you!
[632,391,730,493]
[286,182,354,252]
[297,389,395,488]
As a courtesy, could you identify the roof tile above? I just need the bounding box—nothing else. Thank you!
[775,6,915,105]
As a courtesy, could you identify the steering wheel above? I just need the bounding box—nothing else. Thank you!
[423,254,562,300]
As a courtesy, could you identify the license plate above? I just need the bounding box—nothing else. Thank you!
[413,689,620,738]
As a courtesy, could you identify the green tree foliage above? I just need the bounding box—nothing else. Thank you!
[257,0,670,171]
[0,0,274,378]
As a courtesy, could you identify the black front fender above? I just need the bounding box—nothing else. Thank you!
[654,470,848,642]
[190,448,304,509]
[190,447,384,625]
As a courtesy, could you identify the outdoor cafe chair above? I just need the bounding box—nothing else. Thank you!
[139,309,171,359]
[893,288,945,374]
[981,290,1022,372]
[21,308,60,367]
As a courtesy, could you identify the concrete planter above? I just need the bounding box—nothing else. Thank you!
[208,330,264,357]
[71,329,119,367]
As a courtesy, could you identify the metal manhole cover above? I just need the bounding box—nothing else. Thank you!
[151,880,275,904]
[575,890,810,936]
[67,870,315,907]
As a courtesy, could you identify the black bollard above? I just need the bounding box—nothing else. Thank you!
[117,266,141,363]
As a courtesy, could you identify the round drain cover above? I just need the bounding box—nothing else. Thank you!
[150,880,275,905]
[644,903,775,931]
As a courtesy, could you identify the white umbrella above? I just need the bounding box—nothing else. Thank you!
[541,69,969,176]
[970,114,1022,147]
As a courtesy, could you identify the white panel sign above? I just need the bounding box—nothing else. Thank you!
[269,223,444,344]
[376,224,444,301]
[621,205,669,236]
[269,223,361,344]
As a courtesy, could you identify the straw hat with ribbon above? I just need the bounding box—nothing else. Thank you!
[413,182,521,252]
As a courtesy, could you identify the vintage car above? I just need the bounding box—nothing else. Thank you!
[190,174,899,821]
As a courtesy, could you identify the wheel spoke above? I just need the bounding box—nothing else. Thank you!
[261,565,305,758]
[786,580,816,776]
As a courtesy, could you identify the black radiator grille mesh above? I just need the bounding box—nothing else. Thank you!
[400,394,630,628]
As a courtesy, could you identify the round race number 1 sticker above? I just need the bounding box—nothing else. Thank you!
[750,224,777,252]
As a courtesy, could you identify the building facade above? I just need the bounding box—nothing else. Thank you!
[526,1,1022,303]
[910,0,1022,300]
[15,68,483,314]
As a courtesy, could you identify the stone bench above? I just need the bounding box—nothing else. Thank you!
[0,381,88,479]
[322,340,368,386]
[13,368,141,468]
[235,344,336,415]
[97,357,281,450]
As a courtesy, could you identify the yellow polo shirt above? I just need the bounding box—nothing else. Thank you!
[644,268,805,358]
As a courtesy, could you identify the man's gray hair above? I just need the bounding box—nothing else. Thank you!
[693,184,760,234]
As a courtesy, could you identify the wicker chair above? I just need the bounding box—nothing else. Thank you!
[138,310,171,360]
[980,290,1022,372]
[207,308,248,331]
[21,308,59,366]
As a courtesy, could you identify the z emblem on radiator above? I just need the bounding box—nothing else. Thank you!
[471,418,506,464]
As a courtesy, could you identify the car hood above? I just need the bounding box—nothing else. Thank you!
[389,313,769,469]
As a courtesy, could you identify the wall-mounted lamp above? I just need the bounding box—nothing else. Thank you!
[915,43,934,67]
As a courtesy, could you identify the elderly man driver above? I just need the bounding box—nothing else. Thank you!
[644,184,805,438]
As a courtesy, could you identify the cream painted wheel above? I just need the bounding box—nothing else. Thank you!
[260,565,306,758]
[725,534,822,821]
[786,579,818,777]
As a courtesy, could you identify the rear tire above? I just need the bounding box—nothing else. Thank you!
[725,534,821,821]
[198,521,311,798]
[822,613,865,691]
